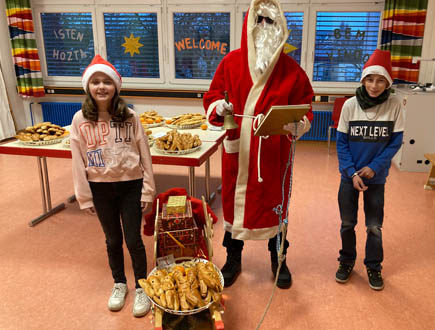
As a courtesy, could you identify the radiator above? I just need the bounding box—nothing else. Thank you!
[300,111,334,142]
[40,102,82,127]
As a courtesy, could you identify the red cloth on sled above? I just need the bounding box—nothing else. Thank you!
[143,187,218,236]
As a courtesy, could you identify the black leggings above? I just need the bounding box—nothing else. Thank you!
[90,179,147,288]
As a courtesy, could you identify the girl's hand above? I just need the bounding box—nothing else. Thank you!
[85,206,96,215]
[141,202,151,213]
[357,166,375,179]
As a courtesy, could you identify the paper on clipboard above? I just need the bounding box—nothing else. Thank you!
[254,104,310,136]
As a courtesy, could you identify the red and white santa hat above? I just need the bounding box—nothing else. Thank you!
[360,49,393,88]
[82,55,122,92]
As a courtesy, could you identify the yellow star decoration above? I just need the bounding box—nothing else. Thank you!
[283,29,298,55]
[122,33,143,57]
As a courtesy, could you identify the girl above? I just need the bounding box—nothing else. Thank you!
[70,55,155,317]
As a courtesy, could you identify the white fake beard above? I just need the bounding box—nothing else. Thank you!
[253,23,282,74]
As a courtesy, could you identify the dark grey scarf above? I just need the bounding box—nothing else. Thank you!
[355,85,391,110]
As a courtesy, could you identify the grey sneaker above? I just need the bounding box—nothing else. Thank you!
[133,288,151,317]
[367,268,384,291]
[108,283,128,311]
[335,263,354,283]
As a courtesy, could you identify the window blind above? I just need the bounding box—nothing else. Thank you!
[104,13,160,79]
[41,13,94,77]
[173,12,230,80]
[313,11,381,82]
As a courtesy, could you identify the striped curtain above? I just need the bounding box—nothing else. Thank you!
[5,0,45,97]
[380,0,428,84]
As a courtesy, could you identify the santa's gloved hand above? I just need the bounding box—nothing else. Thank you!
[282,115,311,140]
[216,99,233,117]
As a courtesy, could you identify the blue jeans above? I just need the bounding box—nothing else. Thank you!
[90,179,147,288]
[338,179,384,271]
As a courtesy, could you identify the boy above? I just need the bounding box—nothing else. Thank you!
[335,49,404,290]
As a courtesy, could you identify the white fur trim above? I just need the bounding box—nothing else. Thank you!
[224,219,279,240]
[360,65,393,87]
[82,63,122,92]
[223,137,240,154]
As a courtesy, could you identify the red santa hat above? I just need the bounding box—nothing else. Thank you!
[82,55,122,92]
[360,49,393,87]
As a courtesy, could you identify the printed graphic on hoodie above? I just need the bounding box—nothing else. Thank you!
[348,120,393,143]
[79,120,134,168]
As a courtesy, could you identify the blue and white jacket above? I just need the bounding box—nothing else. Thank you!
[336,94,404,184]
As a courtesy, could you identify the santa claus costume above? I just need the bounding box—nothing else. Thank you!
[204,0,314,288]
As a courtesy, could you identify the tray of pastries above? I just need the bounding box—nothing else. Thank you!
[15,122,69,145]
[63,138,71,148]
[144,129,154,147]
[138,258,224,315]
[165,113,206,129]
[140,110,164,128]
[154,129,202,155]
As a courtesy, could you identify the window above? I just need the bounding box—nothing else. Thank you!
[284,12,304,65]
[313,11,381,82]
[103,13,159,79]
[173,12,230,80]
[40,12,94,77]
[33,1,384,92]
[168,4,235,86]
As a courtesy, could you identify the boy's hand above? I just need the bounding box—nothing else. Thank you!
[352,175,368,191]
[357,166,375,179]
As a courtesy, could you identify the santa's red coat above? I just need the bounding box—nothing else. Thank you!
[203,1,314,240]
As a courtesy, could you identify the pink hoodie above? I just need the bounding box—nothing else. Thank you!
[70,108,155,209]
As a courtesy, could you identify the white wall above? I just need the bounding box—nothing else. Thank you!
[1,0,434,130]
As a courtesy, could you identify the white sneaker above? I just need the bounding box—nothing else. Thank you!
[108,283,128,311]
[132,288,151,317]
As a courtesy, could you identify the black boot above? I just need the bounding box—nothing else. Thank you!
[221,250,242,287]
[271,252,292,289]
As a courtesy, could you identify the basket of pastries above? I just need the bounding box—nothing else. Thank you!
[138,258,224,315]
[15,122,69,145]
[140,110,164,128]
[165,113,206,129]
[154,129,202,155]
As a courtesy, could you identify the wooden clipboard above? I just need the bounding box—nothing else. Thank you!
[254,104,310,136]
